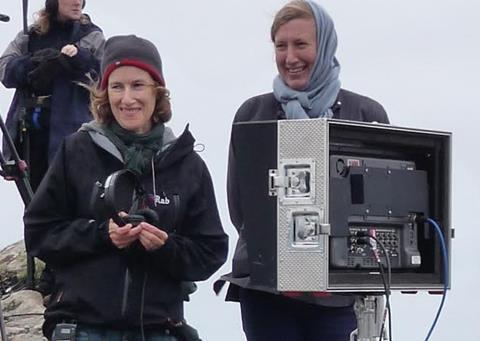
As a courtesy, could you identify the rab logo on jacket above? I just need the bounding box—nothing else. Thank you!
[147,192,171,206]
[155,195,170,205]
[147,193,170,206]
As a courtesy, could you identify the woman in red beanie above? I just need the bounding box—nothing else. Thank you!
[24,35,228,341]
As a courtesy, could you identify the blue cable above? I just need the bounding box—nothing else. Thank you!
[425,218,449,341]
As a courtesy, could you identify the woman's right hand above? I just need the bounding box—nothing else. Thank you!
[108,213,142,249]
[60,44,78,57]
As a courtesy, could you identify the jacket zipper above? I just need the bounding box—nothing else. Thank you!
[173,194,180,232]
[121,267,130,317]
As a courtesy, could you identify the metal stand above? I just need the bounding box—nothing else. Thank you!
[350,295,388,341]
[0,296,8,341]
[0,119,35,284]
[0,3,30,341]
[0,113,31,341]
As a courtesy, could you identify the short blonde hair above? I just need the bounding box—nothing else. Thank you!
[270,0,313,42]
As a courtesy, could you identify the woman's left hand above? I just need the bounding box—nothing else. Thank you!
[138,222,169,251]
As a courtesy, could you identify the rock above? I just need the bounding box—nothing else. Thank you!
[0,240,45,291]
[1,290,46,341]
[0,241,28,285]
[0,241,46,340]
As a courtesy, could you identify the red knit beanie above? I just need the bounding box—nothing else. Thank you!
[100,35,165,90]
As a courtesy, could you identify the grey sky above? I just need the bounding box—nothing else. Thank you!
[1,0,479,340]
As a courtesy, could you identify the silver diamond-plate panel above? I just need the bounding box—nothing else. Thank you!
[277,119,329,291]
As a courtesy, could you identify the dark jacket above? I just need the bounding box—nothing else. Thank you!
[219,89,389,306]
[0,18,104,162]
[24,123,228,337]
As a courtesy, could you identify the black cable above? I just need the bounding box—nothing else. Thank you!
[377,261,392,341]
[332,232,393,339]
[366,235,393,341]
[369,237,392,286]
[370,236,392,341]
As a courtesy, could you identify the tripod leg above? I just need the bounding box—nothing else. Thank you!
[21,134,36,290]
[25,256,36,290]
[1,97,36,292]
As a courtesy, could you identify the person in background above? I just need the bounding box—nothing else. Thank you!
[0,0,104,190]
[24,34,228,341]
[218,1,389,340]
[0,0,104,297]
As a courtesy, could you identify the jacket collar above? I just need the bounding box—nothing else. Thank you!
[79,120,191,166]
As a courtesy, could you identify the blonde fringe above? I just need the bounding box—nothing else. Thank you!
[32,8,90,35]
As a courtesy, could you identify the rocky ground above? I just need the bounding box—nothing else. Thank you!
[0,241,46,340]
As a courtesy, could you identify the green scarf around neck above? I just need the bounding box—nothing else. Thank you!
[103,121,165,175]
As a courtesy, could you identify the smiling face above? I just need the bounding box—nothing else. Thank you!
[274,18,317,91]
[57,0,83,21]
[107,66,157,134]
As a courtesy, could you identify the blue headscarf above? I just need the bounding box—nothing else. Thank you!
[273,0,341,119]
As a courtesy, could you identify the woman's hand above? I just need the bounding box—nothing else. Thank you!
[138,222,169,252]
[108,213,142,249]
[61,44,78,57]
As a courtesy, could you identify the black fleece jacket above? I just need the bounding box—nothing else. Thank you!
[24,124,228,336]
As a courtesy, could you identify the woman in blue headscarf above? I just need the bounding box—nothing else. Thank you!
[220,1,389,340]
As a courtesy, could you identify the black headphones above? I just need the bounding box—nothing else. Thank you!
[90,169,159,227]
[45,0,86,17]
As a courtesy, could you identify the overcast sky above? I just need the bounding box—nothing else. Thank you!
[1,1,479,340]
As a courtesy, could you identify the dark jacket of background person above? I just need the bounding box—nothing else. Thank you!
[24,122,228,337]
[220,88,389,306]
[0,18,103,164]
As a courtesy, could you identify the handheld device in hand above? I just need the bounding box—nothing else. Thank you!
[123,214,145,226]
